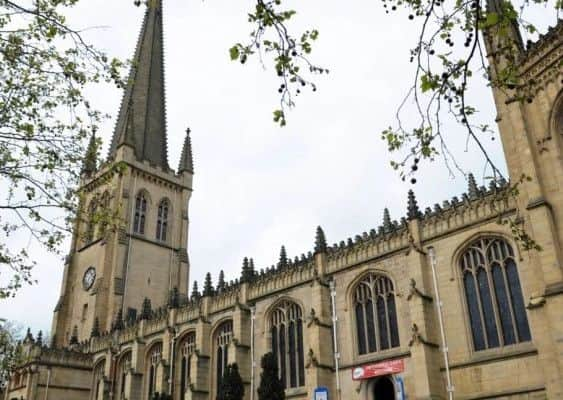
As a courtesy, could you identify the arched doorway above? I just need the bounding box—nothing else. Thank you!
[373,376,395,400]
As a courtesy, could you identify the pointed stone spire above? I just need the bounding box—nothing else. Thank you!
[140,298,152,320]
[23,328,34,344]
[108,0,169,168]
[467,173,479,199]
[203,272,214,296]
[82,132,98,176]
[407,190,421,220]
[314,226,327,253]
[383,208,392,232]
[278,246,288,269]
[36,331,43,346]
[178,127,194,173]
[91,317,100,338]
[249,258,256,277]
[217,270,226,293]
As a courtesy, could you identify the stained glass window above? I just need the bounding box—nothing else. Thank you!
[460,237,531,351]
[270,301,305,388]
[353,274,400,355]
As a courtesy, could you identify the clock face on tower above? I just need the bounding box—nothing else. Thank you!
[83,267,96,291]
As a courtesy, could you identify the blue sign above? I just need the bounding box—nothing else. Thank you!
[395,376,406,400]
[314,386,329,400]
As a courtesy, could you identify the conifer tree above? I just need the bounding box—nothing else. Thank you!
[217,363,244,400]
[257,353,285,400]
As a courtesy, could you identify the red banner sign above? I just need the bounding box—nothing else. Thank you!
[352,359,404,380]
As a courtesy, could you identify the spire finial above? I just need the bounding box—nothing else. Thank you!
[314,226,327,253]
[178,127,194,173]
[191,281,200,300]
[407,190,421,220]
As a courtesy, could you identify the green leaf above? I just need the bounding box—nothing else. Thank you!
[229,46,240,61]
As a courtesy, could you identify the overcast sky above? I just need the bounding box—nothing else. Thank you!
[0,0,555,333]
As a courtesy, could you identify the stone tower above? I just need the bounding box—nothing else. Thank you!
[51,0,193,346]
[485,1,563,396]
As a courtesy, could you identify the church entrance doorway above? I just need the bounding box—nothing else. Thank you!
[373,376,396,400]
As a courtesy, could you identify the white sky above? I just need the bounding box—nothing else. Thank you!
[0,0,556,334]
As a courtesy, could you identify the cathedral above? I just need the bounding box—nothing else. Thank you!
[4,0,563,399]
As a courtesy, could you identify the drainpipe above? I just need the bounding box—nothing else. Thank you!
[169,328,179,398]
[43,367,51,400]
[121,174,138,314]
[329,280,341,400]
[427,247,454,400]
[250,306,256,400]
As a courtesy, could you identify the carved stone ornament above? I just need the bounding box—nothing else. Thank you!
[305,348,318,369]
[408,323,438,348]
[406,278,433,303]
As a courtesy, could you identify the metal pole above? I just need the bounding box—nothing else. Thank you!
[428,247,454,400]
[43,368,51,400]
[250,306,256,400]
[329,280,341,400]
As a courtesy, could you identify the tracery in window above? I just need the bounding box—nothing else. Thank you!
[353,273,400,355]
[270,300,305,388]
[133,192,147,235]
[146,343,162,400]
[116,352,131,400]
[179,332,196,400]
[99,191,110,236]
[460,237,531,351]
[156,199,169,241]
[93,360,105,400]
[215,321,233,391]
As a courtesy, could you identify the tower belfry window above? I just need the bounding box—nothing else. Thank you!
[156,199,169,241]
[133,192,147,235]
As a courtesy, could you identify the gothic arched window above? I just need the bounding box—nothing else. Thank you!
[93,360,105,400]
[156,199,169,241]
[85,200,97,243]
[215,321,233,390]
[116,352,131,400]
[133,192,147,235]
[179,332,196,400]
[353,273,400,355]
[270,300,305,388]
[146,343,162,400]
[460,237,531,351]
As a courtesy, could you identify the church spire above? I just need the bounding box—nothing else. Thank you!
[178,128,194,173]
[485,0,524,52]
[108,0,169,169]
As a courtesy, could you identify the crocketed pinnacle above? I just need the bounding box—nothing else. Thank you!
[82,132,97,176]
[203,272,214,296]
[383,208,392,231]
[108,0,169,169]
[91,317,100,338]
[178,128,194,173]
[69,326,79,345]
[314,226,327,253]
[140,297,152,320]
[467,173,479,199]
[407,190,421,220]
[217,270,226,293]
[278,246,288,268]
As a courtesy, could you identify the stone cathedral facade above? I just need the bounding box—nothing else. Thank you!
[4,1,563,399]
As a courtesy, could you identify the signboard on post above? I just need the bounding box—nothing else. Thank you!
[351,359,405,381]
[314,387,329,400]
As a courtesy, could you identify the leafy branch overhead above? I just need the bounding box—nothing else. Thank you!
[0,0,125,297]
[230,0,327,127]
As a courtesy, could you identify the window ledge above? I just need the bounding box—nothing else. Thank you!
[446,342,537,371]
[285,387,307,398]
